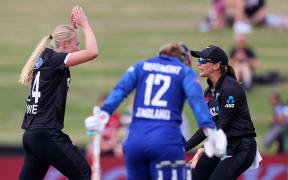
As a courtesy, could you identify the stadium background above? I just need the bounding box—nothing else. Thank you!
[0,0,287,179]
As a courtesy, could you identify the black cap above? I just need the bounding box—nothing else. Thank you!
[190,45,228,65]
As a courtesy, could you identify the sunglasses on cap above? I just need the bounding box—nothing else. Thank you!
[198,57,218,64]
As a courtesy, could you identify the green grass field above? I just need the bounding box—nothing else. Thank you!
[0,0,287,153]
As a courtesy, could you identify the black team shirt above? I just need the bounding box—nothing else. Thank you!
[22,48,71,130]
[185,73,256,151]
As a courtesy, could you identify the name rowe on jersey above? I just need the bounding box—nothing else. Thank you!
[26,56,71,115]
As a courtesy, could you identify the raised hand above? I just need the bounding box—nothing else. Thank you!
[70,9,77,29]
[72,6,89,28]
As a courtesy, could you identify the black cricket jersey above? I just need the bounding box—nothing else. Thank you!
[185,73,256,151]
[22,48,71,130]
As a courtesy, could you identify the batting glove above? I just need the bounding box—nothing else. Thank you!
[85,106,110,134]
[92,106,110,132]
[85,115,100,133]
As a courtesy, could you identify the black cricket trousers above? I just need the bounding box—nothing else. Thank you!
[19,129,91,180]
[192,136,257,180]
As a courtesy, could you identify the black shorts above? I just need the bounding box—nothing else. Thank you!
[19,129,91,180]
[245,0,265,17]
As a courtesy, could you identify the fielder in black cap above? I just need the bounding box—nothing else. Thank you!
[186,45,259,180]
[190,45,236,80]
[190,45,229,65]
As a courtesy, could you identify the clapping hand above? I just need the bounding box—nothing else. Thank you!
[70,8,77,29]
[71,6,88,28]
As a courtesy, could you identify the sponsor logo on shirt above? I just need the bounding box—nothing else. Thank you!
[34,57,43,69]
[225,96,235,108]
[210,105,219,117]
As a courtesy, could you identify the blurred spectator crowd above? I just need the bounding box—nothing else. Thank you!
[199,0,288,34]
[199,0,288,154]
[262,93,288,153]
[198,0,288,91]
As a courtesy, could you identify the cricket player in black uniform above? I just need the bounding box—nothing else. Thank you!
[185,45,262,180]
[18,6,98,180]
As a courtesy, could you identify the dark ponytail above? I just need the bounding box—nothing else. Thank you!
[221,65,236,79]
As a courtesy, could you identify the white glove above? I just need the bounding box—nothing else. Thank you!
[85,115,100,132]
[85,106,110,133]
[93,106,110,132]
[203,128,227,158]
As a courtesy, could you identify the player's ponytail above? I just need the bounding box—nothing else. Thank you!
[221,65,236,79]
[19,35,51,85]
[19,25,77,85]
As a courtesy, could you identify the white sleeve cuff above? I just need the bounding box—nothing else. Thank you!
[64,53,71,64]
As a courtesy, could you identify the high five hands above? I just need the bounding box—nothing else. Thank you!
[70,6,89,29]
